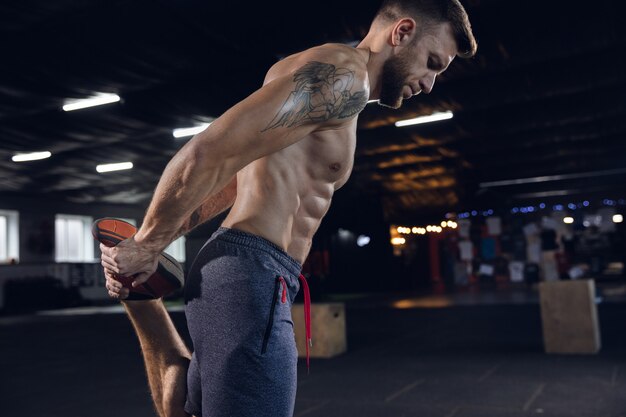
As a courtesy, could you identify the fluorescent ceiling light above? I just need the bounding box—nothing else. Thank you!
[12,151,52,162]
[394,111,453,127]
[96,162,133,173]
[63,93,121,112]
[356,235,371,247]
[173,123,211,138]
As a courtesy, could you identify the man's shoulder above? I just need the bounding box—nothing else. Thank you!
[259,43,370,128]
[304,43,367,66]
[268,43,369,84]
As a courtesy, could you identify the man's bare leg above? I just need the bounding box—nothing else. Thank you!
[122,299,191,417]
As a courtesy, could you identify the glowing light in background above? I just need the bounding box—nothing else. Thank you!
[12,151,51,162]
[63,93,120,111]
[357,235,371,247]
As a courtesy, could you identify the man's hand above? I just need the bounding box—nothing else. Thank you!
[100,237,159,297]
[104,271,130,300]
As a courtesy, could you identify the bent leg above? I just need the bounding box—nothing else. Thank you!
[123,299,191,417]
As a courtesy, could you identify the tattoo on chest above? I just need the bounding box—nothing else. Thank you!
[262,61,368,131]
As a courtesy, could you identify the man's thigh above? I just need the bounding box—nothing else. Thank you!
[184,237,299,417]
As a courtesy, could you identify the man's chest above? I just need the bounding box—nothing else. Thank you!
[304,125,357,188]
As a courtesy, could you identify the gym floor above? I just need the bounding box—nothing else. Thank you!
[2,286,626,417]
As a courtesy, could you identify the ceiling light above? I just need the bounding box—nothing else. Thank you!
[62,93,121,112]
[563,217,574,224]
[96,162,133,173]
[480,167,626,188]
[12,151,52,162]
[394,111,453,127]
[356,235,371,247]
[173,123,211,138]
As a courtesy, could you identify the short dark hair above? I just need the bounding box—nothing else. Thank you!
[375,0,477,58]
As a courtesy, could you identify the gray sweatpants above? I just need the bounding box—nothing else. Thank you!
[183,227,303,417]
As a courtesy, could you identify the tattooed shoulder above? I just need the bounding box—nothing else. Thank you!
[262,61,368,131]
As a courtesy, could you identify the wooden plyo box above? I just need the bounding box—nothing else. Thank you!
[291,302,347,358]
[539,279,601,354]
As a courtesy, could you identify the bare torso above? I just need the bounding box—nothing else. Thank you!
[222,44,368,263]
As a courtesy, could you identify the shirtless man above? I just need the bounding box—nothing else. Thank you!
[99,1,477,416]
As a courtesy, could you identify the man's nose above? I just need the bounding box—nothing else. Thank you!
[419,74,437,94]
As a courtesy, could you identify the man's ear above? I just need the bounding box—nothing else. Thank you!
[390,18,417,46]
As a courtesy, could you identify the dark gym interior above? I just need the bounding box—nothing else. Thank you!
[1,0,626,416]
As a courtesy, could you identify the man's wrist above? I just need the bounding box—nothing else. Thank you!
[133,229,170,254]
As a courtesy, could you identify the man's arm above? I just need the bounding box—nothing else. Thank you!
[174,175,237,239]
[132,78,320,254]
[101,57,368,285]
[134,61,367,252]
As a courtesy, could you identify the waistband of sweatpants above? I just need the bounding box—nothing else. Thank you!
[212,227,303,277]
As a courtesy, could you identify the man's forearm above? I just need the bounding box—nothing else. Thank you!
[134,138,237,253]
[174,176,237,239]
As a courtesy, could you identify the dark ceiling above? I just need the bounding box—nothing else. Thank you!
[1,0,625,222]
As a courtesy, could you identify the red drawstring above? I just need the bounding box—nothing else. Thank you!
[298,274,312,372]
[279,277,287,304]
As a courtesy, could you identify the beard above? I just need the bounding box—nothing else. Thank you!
[378,52,413,109]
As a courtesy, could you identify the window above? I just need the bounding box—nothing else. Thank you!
[0,210,19,263]
[55,214,95,262]
[0,215,6,261]
[165,236,186,263]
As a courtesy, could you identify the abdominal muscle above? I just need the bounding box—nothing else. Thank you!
[220,146,336,265]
